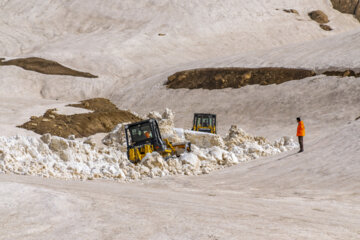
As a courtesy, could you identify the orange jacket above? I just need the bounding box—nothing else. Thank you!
[145,132,150,138]
[297,121,305,136]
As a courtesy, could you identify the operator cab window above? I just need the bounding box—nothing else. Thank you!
[197,117,201,126]
[202,118,209,127]
[130,124,153,142]
[202,117,212,127]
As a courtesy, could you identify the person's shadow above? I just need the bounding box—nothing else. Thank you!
[276,152,298,161]
[249,152,298,170]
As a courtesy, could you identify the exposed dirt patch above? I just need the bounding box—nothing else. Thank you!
[166,68,316,90]
[308,10,329,24]
[18,98,141,138]
[166,68,360,90]
[322,69,360,77]
[67,98,118,112]
[320,24,333,31]
[0,57,97,78]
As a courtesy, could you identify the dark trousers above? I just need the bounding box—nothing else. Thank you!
[298,136,304,151]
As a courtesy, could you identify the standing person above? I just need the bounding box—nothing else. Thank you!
[296,117,305,152]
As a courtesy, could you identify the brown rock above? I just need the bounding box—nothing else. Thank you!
[241,71,252,81]
[356,3,360,20]
[322,69,358,77]
[343,70,356,77]
[283,9,299,14]
[308,10,329,24]
[320,24,333,31]
[330,0,359,14]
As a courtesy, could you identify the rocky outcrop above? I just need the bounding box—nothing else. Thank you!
[356,3,360,20]
[330,0,360,21]
[330,0,359,14]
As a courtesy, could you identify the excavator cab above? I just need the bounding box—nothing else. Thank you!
[192,113,216,134]
[125,119,191,163]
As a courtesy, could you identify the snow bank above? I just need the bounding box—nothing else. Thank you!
[0,109,297,181]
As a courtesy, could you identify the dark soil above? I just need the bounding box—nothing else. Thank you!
[322,69,360,77]
[18,98,141,138]
[166,67,360,90]
[0,57,97,78]
[166,68,316,90]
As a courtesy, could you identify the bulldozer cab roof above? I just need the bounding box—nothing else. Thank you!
[125,118,156,128]
[194,113,216,117]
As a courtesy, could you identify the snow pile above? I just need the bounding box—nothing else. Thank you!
[101,122,129,149]
[0,109,297,181]
[0,134,130,180]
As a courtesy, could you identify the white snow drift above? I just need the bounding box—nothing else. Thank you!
[0,109,296,181]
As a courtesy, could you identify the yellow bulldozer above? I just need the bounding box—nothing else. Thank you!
[192,113,216,134]
[125,119,191,163]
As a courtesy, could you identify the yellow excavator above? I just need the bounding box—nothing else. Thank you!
[125,119,191,163]
[192,113,216,134]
